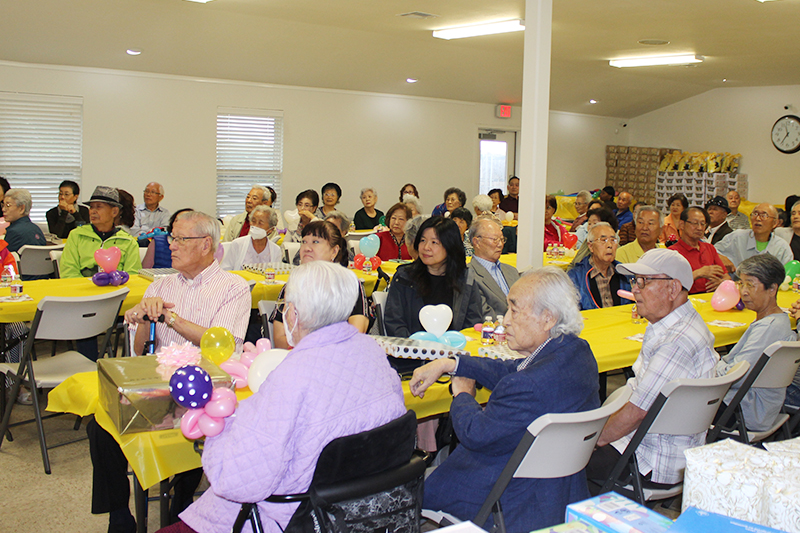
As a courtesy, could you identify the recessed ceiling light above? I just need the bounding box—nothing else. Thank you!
[756,0,781,3]
[638,39,670,46]
[589,99,597,104]
[609,54,703,68]
[432,19,524,40]
[723,78,727,82]
[184,0,215,3]
[126,49,142,56]
[406,78,418,84]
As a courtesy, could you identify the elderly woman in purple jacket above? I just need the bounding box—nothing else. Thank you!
[167,262,406,533]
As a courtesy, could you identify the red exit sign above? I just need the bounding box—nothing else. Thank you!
[495,104,512,119]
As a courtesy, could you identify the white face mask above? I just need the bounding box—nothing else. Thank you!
[249,226,267,240]
[284,304,299,348]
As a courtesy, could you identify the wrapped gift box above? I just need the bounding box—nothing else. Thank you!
[566,493,672,533]
[98,355,233,435]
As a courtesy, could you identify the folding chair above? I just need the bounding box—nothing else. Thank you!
[707,341,800,445]
[17,244,64,278]
[258,300,277,342]
[598,361,749,505]
[283,242,301,264]
[372,291,388,336]
[49,250,63,279]
[0,287,130,474]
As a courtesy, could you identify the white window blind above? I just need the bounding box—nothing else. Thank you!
[216,108,283,219]
[0,93,83,223]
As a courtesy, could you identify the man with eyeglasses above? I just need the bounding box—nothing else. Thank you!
[46,180,90,239]
[669,207,730,294]
[569,190,593,232]
[587,248,718,493]
[568,222,633,310]
[130,181,170,240]
[468,217,519,316]
[615,206,664,264]
[714,202,792,270]
[88,211,250,533]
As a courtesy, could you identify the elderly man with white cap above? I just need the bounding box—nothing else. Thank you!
[586,248,719,492]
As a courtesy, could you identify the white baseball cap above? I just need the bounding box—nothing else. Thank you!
[616,248,693,291]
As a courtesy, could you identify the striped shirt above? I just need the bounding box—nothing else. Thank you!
[139,261,251,351]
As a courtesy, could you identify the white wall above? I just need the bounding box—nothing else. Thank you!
[628,85,800,205]
[0,61,623,222]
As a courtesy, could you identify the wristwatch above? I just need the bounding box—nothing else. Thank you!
[167,312,178,328]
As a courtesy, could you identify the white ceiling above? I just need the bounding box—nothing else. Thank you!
[2,0,800,118]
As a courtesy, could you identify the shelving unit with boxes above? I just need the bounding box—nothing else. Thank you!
[654,171,748,212]
[605,146,673,206]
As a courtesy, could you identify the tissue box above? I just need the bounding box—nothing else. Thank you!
[565,493,672,533]
[669,507,784,533]
[98,355,233,435]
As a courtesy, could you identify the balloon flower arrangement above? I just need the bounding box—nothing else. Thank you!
[409,304,467,349]
[353,234,382,271]
[91,247,130,286]
[165,327,288,439]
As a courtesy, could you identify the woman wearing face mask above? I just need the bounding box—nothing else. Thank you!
[220,205,281,270]
[269,220,370,349]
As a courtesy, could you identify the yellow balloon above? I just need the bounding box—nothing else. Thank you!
[200,327,236,366]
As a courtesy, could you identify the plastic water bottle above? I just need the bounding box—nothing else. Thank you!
[348,220,356,233]
[632,304,642,324]
[793,274,800,293]
[363,258,372,273]
[481,316,495,345]
[0,265,12,288]
[10,275,23,299]
[493,315,507,345]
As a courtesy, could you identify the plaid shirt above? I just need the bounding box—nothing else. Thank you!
[611,300,718,484]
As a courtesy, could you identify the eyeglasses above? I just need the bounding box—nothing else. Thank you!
[684,219,707,229]
[735,280,760,292]
[476,236,507,245]
[296,203,314,210]
[750,211,775,220]
[143,189,162,195]
[168,235,207,245]
[2,202,15,209]
[590,236,619,245]
[628,275,674,289]
[323,191,338,198]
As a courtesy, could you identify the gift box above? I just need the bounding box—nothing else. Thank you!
[371,335,470,361]
[565,493,672,533]
[669,507,784,533]
[531,520,604,533]
[98,355,233,435]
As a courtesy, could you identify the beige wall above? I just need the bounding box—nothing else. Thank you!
[628,85,800,205]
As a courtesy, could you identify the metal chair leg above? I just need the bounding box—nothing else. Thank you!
[134,473,149,533]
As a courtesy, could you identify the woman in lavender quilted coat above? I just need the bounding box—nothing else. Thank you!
[164,261,406,533]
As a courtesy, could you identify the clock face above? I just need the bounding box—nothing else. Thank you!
[771,115,800,154]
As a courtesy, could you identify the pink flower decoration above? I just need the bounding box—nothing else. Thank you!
[155,342,202,381]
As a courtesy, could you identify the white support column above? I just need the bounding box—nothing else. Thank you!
[516,0,552,271]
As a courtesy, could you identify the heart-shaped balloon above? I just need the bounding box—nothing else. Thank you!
[419,304,453,338]
[94,247,122,272]
[563,232,578,249]
[409,331,440,343]
[785,260,800,280]
[359,235,380,258]
[439,331,467,349]
[284,209,301,231]
[711,279,739,312]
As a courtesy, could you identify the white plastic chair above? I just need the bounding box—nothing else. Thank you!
[283,242,301,264]
[351,239,361,256]
[372,291,388,335]
[0,287,130,474]
[17,244,64,278]
[599,361,749,505]
[708,341,800,444]
[138,247,148,263]
[49,250,63,279]
[425,386,633,533]
[258,300,277,342]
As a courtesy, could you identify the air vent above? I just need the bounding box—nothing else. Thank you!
[397,12,439,19]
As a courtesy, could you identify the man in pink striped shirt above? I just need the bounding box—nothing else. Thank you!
[89,210,251,533]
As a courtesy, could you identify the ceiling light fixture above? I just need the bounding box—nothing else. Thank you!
[406,78,418,83]
[589,99,597,104]
[184,0,215,3]
[609,54,703,68]
[126,49,142,56]
[432,19,525,40]
[638,39,670,46]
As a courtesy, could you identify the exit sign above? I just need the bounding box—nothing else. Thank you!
[495,104,512,119]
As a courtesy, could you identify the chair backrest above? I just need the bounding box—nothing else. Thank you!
[138,247,148,262]
[49,250,63,278]
[752,341,800,389]
[284,242,301,264]
[247,279,257,293]
[648,361,749,436]
[514,386,633,479]
[258,300,277,341]
[18,244,64,276]
[350,239,361,256]
[31,288,130,341]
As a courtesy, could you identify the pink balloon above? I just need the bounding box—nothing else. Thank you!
[94,247,121,272]
[198,413,224,437]
[214,243,225,262]
[219,360,249,388]
[255,338,272,353]
[211,387,237,403]
[474,323,483,332]
[711,279,739,312]
[204,394,236,418]
[243,341,256,352]
[240,350,258,367]
[617,289,634,301]
[180,408,205,440]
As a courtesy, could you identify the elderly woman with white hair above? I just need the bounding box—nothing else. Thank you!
[353,187,384,230]
[403,194,423,218]
[220,205,281,270]
[411,267,600,532]
[173,261,406,533]
[2,188,46,254]
[471,194,495,219]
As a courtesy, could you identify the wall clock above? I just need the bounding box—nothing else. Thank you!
[771,114,800,154]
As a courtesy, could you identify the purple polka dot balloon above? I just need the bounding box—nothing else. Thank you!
[169,365,213,409]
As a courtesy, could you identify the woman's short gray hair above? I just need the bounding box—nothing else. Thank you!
[285,261,358,332]
[249,205,278,228]
[403,194,422,214]
[404,215,429,250]
[516,267,583,338]
[471,194,493,214]
[576,190,592,203]
[5,189,32,216]
[736,254,785,290]
[324,210,350,235]
[360,187,376,198]
[175,211,221,249]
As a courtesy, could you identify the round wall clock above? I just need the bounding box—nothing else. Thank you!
[771,114,800,154]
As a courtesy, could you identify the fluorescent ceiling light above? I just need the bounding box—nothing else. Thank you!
[609,54,703,68]
[126,49,142,56]
[432,19,524,40]
[184,0,215,3]
[406,78,418,83]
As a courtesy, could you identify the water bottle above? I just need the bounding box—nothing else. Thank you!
[363,258,372,273]
[481,316,495,345]
[493,315,507,345]
[632,304,642,324]
[348,220,356,233]
[10,275,23,299]
[793,274,800,293]
[1,265,12,288]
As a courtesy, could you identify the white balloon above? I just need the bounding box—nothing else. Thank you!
[247,348,290,393]
[283,209,301,231]
[419,304,453,338]
[505,211,514,222]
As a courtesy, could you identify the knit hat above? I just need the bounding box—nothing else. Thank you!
[89,186,122,208]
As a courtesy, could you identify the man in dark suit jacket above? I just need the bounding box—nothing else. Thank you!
[410,269,599,532]
[468,218,520,317]
[705,196,734,245]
